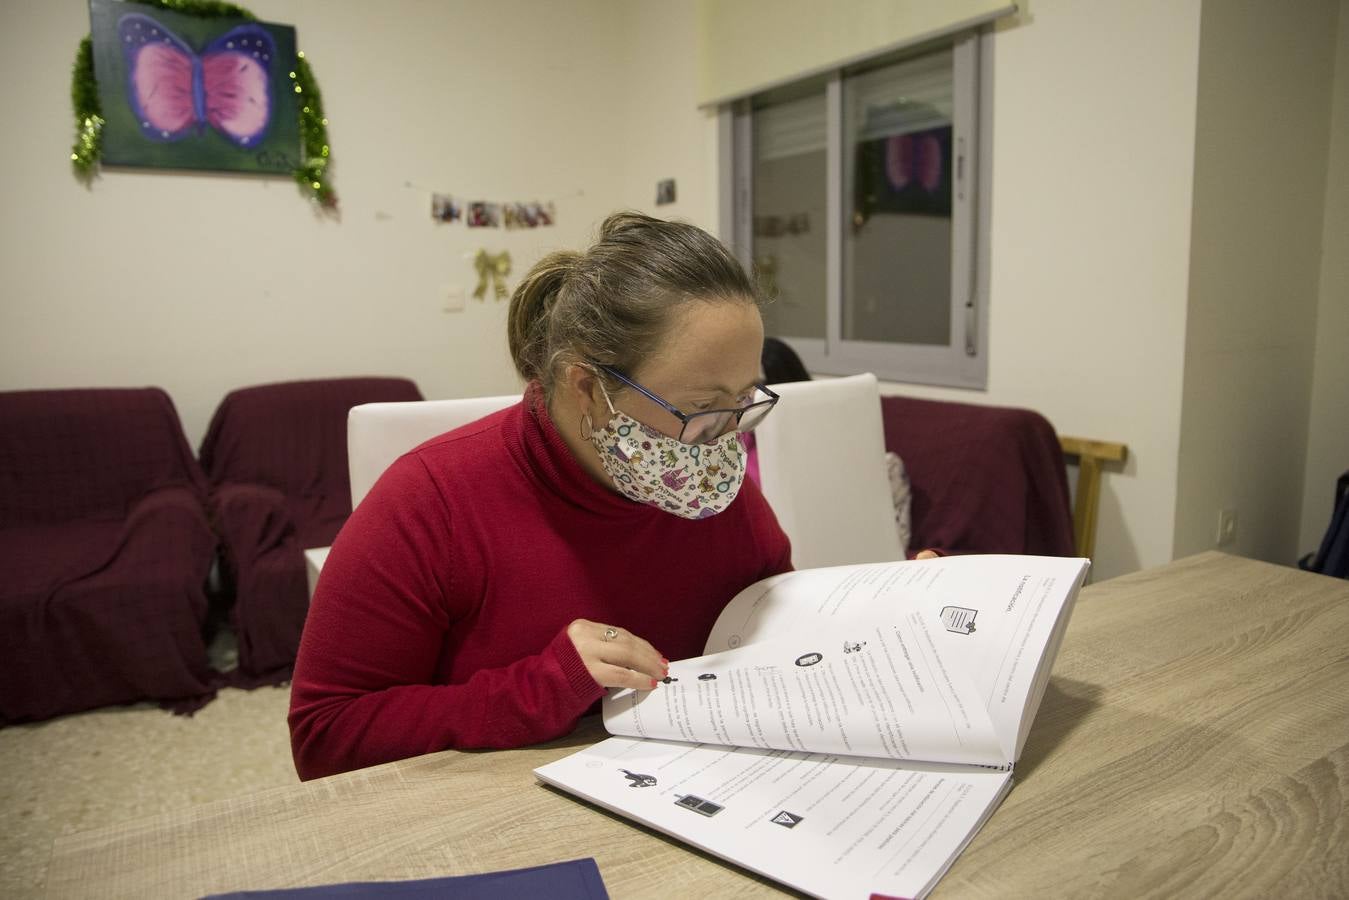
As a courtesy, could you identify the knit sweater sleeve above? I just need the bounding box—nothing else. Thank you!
[287,454,604,781]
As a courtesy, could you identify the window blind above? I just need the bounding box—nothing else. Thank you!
[850,50,954,142]
[697,0,1014,107]
[754,94,826,161]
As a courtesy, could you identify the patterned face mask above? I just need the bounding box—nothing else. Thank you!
[587,393,746,520]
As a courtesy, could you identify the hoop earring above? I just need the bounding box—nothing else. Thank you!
[580,414,593,441]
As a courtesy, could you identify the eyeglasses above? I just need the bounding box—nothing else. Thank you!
[597,365,780,445]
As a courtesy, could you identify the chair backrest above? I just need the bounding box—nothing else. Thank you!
[348,395,518,509]
[753,373,903,569]
[879,393,1075,557]
[0,387,205,527]
[198,377,424,495]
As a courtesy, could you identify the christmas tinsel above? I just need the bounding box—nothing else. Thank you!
[69,0,337,211]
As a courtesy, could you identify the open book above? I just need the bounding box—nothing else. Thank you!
[535,554,1089,899]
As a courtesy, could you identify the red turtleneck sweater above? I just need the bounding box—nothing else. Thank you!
[288,388,792,780]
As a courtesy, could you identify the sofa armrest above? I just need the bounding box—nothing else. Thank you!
[210,482,296,569]
[124,484,216,562]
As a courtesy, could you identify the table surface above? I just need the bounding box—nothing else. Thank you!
[44,552,1349,899]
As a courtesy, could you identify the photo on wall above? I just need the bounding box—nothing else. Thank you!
[87,0,301,174]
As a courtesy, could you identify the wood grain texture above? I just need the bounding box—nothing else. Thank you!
[940,552,1349,899]
[1059,436,1128,463]
[1058,435,1128,558]
[43,552,1349,899]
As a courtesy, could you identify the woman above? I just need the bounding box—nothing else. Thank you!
[288,212,792,780]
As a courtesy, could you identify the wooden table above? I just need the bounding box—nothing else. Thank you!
[44,552,1349,898]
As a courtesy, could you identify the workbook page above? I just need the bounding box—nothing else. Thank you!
[604,609,1005,768]
[701,555,1089,760]
[536,736,1012,900]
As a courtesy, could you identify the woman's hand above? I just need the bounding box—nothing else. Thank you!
[915,549,940,560]
[566,619,669,691]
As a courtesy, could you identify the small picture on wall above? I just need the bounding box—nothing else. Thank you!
[503,203,527,229]
[467,202,501,228]
[432,194,461,222]
[532,202,555,226]
[87,0,301,174]
[655,178,676,206]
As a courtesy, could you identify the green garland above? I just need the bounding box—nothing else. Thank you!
[69,0,337,211]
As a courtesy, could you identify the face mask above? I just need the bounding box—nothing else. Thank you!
[587,396,746,519]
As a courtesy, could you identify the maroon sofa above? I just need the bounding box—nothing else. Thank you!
[879,395,1075,557]
[0,388,219,724]
[199,377,423,682]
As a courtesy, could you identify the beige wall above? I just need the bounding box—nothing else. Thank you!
[615,1,722,232]
[875,0,1204,582]
[0,0,632,449]
[614,0,1206,582]
[1299,2,1349,557]
[1174,0,1341,564]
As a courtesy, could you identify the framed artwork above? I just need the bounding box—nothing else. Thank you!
[87,0,301,174]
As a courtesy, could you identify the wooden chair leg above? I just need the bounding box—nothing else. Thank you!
[1059,436,1128,560]
[1075,455,1103,560]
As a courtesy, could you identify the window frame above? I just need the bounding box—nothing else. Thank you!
[722,29,995,390]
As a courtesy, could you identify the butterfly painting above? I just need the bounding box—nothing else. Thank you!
[89,0,300,174]
[119,13,273,147]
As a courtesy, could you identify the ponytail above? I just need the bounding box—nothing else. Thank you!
[507,250,579,384]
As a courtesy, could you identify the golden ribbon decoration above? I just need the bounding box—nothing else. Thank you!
[473,249,512,301]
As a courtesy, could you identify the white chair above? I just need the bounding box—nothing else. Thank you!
[347,394,518,509]
[305,380,899,593]
[753,373,903,570]
[303,393,519,597]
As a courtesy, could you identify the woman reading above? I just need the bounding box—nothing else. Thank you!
[289,212,792,780]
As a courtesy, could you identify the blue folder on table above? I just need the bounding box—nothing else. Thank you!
[203,858,609,899]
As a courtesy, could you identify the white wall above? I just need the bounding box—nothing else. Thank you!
[1174,0,1340,564]
[728,0,1344,582]
[1299,2,1349,558]
[638,0,1209,583]
[0,0,631,449]
[615,1,722,232]
[875,0,1204,582]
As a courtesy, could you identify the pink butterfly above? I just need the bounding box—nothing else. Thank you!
[118,13,273,147]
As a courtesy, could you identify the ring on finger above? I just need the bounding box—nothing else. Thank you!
[602,626,619,642]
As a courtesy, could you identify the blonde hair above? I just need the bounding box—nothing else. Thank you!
[507,211,761,398]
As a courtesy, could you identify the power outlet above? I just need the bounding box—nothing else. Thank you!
[1216,508,1238,547]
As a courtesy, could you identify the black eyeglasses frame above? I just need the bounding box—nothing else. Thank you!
[595,364,780,444]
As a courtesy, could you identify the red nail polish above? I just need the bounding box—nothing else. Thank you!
[660,657,669,665]
[650,678,659,688]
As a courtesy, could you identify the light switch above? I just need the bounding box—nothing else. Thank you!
[441,284,465,313]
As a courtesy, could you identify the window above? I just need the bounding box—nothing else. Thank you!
[726,32,991,389]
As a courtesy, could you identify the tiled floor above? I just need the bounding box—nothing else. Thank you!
[0,667,296,897]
